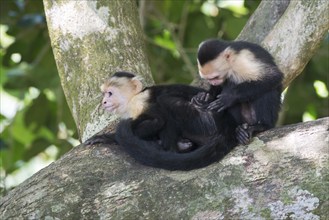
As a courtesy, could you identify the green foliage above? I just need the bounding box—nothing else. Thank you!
[282,38,329,124]
[143,0,259,83]
[0,0,77,191]
[0,0,328,192]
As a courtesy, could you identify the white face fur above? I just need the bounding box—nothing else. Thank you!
[197,48,232,86]
[101,85,129,115]
[198,47,264,85]
[198,57,230,86]
[100,76,144,118]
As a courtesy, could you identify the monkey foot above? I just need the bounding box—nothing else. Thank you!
[177,139,194,153]
[235,124,252,145]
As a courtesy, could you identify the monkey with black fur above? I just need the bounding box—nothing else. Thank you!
[194,39,283,145]
[85,71,238,170]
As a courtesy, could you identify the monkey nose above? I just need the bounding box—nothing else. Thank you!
[103,101,107,104]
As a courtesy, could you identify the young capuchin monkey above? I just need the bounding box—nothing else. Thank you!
[85,71,238,170]
[193,39,283,145]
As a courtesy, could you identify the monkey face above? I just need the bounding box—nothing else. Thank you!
[100,76,144,117]
[198,55,230,86]
[102,86,128,115]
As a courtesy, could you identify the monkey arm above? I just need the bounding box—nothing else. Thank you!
[157,94,219,137]
[208,72,283,112]
[157,94,204,117]
[131,112,165,139]
[224,71,283,102]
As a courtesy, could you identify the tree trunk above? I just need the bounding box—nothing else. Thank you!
[43,0,153,141]
[1,118,328,219]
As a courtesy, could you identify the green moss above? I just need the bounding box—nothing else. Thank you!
[260,208,272,219]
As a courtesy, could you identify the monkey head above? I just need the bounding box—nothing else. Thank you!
[197,39,233,86]
[100,73,143,116]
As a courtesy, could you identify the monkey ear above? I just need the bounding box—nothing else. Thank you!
[100,84,106,93]
[100,82,109,93]
[223,48,232,61]
[132,78,143,94]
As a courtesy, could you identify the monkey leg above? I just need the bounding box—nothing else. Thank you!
[133,117,165,140]
[177,138,195,153]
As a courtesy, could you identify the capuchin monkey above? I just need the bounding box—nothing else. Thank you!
[85,71,238,170]
[194,39,283,145]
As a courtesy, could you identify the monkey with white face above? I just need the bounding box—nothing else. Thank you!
[194,39,283,144]
[85,71,238,170]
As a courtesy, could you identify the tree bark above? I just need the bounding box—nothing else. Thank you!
[237,0,291,43]
[262,0,329,88]
[1,118,328,219]
[43,0,152,141]
[238,0,329,88]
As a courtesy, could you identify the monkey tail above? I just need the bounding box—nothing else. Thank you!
[114,119,236,171]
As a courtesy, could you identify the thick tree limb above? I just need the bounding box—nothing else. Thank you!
[262,0,329,88]
[237,0,290,43]
[239,0,329,88]
[43,0,152,141]
[1,118,328,219]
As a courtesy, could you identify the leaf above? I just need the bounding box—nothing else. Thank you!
[24,92,57,133]
[0,138,25,174]
[55,139,74,159]
[22,138,51,161]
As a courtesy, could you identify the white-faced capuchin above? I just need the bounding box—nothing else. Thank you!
[85,71,238,170]
[194,39,283,145]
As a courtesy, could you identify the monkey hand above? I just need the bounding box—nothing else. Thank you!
[235,124,252,145]
[84,133,116,145]
[191,92,213,110]
[207,94,234,112]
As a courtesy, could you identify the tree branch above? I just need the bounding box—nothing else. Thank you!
[238,0,329,88]
[237,0,290,43]
[262,0,329,88]
[1,118,328,219]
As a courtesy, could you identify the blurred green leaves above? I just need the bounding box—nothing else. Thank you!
[0,0,77,191]
[282,37,329,125]
[143,0,260,83]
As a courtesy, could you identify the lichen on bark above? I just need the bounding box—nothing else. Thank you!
[43,0,152,141]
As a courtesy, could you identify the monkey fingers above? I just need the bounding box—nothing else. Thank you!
[191,92,212,109]
[191,92,204,101]
[235,124,252,145]
[84,133,116,145]
[198,92,211,102]
[207,99,225,112]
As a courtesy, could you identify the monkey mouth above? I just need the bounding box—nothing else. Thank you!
[208,77,224,85]
[103,105,117,112]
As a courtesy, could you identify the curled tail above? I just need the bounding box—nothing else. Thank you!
[115,119,237,171]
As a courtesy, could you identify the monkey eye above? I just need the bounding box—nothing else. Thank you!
[108,91,112,96]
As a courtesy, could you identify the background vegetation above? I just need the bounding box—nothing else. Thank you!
[0,0,328,194]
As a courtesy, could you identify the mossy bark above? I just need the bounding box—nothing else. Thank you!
[239,0,329,88]
[43,0,152,141]
[1,118,328,219]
